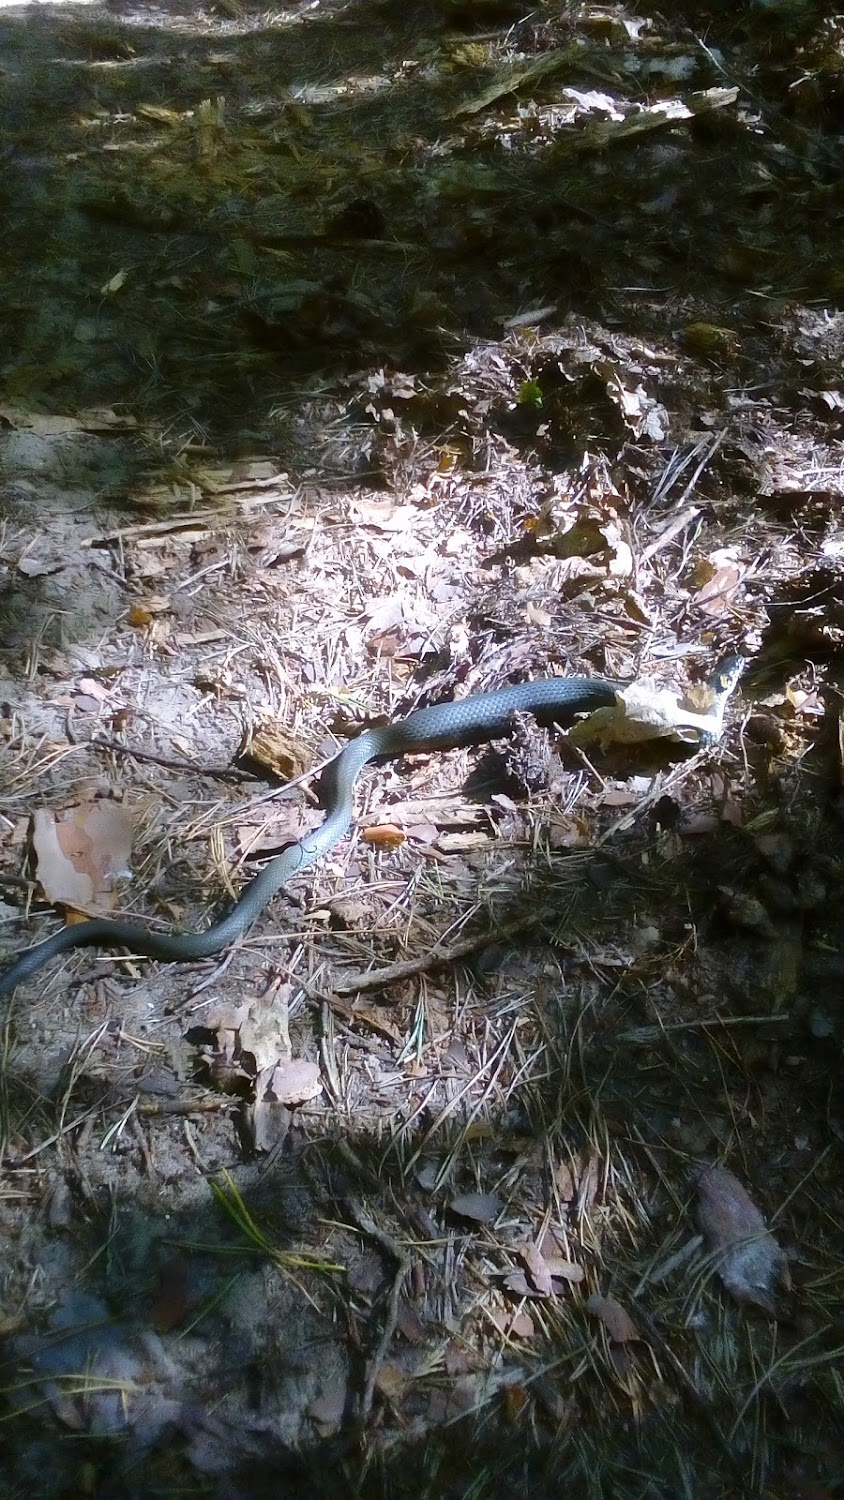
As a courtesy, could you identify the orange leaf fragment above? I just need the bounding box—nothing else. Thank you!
[362,824,406,849]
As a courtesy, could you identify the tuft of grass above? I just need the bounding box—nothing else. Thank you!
[210,1169,345,1278]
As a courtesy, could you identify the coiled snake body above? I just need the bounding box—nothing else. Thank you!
[0,676,620,998]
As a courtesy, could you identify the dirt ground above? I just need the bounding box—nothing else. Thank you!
[1,2,843,1497]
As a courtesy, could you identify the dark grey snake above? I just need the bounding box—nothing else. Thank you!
[1,666,741,999]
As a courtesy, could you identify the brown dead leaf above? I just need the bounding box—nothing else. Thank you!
[199,994,298,1102]
[502,1269,542,1298]
[501,1383,531,1420]
[238,1011,290,1074]
[586,1293,640,1344]
[600,788,639,807]
[32,802,133,912]
[689,550,744,616]
[604,373,669,441]
[503,1257,583,1299]
[694,563,742,614]
[542,1257,584,1284]
[520,1242,554,1296]
[697,1164,786,1314]
[577,1151,602,1214]
[449,1192,503,1224]
[493,1311,535,1340]
[374,1363,411,1402]
[261,1058,321,1106]
[203,1000,253,1037]
[249,1099,292,1154]
[395,1302,427,1344]
[553,1160,577,1203]
[73,696,106,716]
[348,499,420,533]
[405,821,440,846]
[76,676,111,703]
[548,813,592,849]
[236,809,317,858]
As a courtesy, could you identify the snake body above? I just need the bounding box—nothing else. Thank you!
[0,676,619,999]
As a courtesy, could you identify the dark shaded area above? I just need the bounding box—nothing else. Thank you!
[1,0,842,448]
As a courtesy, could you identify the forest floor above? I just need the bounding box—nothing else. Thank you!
[0,1,842,1497]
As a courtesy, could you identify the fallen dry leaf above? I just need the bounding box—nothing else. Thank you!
[199,994,298,1102]
[501,1383,531,1420]
[553,1160,577,1204]
[395,1302,427,1344]
[521,1242,554,1296]
[32,802,133,912]
[697,1164,786,1314]
[502,1257,583,1300]
[76,676,111,703]
[348,499,420,533]
[604,372,669,442]
[449,1192,503,1225]
[261,1058,321,1107]
[17,554,64,579]
[374,1363,411,1402]
[249,1099,291,1155]
[586,1293,640,1344]
[577,1151,602,1214]
[693,562,743,615]
[496,1311,535,1340]
[542,1257,584,1284]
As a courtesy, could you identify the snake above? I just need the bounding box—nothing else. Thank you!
[0,664,741,1000]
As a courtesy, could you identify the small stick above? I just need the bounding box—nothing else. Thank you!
[330,915,543,997]
[345,1199,410,1424]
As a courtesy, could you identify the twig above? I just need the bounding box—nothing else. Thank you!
[65,706,255,780]
[640,505,701,563]
[137,1096,236,1116]
[331,915,544,997]
[619,1013,793,1045]
[1,1104,100,1168]
[346,1199,410,1424]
